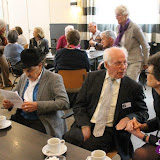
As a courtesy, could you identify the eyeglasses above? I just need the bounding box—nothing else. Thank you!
[115,14,123,17]
[145,70,154,75]
[111,62,128,67]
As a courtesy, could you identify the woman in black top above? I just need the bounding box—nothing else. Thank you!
[55,29,90,73]
[29,27,49,54]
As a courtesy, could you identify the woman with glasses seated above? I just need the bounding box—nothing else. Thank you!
[125,52,160,160]
[114,5,150,82]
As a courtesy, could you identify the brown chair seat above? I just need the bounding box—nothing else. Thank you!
[58,69,87,93]
[106,150,118,159]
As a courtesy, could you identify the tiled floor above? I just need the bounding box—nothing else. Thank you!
[0,73,157,153]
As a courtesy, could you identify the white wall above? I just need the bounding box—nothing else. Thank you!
[2,0,51,45]
[0,0,3,18]
[1,0,79,46]
[50,0,78,24]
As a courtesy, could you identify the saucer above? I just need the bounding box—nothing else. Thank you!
[0,120,11,129]
[86,156,111,160]
[42,144,67,156]
[89,49,96,52]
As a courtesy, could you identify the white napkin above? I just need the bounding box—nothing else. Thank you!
[47,157,59,160]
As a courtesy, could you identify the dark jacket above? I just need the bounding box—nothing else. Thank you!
[73,70,149,160]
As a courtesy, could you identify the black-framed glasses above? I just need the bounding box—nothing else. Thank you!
[145,70,153,75]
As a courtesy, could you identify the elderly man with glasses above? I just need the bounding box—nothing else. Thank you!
[64,47,148,160]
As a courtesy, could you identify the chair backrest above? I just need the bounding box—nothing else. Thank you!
[7,59,22,77]
[58,69,87,93]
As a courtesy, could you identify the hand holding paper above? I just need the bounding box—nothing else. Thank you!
[0,89,23,108]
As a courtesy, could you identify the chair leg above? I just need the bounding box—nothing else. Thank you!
[11,77,18,90]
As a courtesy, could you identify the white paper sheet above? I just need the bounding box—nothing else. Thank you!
[0,89,23,108]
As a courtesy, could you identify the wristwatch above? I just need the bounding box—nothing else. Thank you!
[143,133,148,142]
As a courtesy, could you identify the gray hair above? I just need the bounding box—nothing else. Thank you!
[100,30,116,40]
[65,25,74,36]
[7,30,18,43]
[103,47,128,65]
[115,5,129,17]
[91,22,97,27]
[0,19,7,31]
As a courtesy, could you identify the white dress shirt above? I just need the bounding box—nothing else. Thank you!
[91,71,121,127]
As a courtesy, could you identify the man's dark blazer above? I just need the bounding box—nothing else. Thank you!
[73,70,149,160]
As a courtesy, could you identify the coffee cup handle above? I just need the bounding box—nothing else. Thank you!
[86,156,92,160]
[60,140,65,144]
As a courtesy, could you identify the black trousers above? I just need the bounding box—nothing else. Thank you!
[63,123,116,153]
[11,111,46,134]
[133,143,160,160]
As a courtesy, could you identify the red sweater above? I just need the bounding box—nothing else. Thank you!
[56,35,67,50]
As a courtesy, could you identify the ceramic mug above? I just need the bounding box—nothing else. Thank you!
[86,150,107,160]
[0,115,6,128]
[90,47,95,52]
[47,138,65,154]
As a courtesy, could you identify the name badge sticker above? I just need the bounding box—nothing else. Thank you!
[122,102,131,109]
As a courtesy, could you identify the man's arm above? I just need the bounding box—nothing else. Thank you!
[116,80,148,130]
[37,74,69,114]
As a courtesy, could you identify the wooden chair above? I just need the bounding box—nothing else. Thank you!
[106,150,118,159]
[58,69,87,119]
[7,59,22,90]
[24,44,29,49]
[58,69,87,93]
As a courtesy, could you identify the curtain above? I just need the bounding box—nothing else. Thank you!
[78,0,160,49]
[77,0,96,48]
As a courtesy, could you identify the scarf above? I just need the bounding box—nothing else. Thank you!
[113,18,130,46]
[66,44,80,49]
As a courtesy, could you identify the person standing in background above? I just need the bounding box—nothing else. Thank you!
[114,5,150,82]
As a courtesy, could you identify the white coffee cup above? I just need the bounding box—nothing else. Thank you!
[86,150,107,160]
[90,47,95,51]
[47,138,65,154]
[0,115,6,128]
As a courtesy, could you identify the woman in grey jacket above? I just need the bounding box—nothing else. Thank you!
[114,5,150,82]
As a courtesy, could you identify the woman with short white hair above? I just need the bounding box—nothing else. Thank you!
[114,5,150,82]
